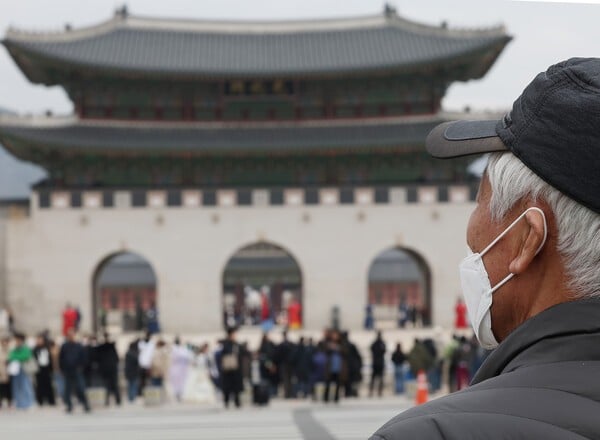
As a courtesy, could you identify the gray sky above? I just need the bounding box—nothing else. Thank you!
[1,0,599,115]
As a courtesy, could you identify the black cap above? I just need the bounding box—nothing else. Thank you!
[426,58,600,214]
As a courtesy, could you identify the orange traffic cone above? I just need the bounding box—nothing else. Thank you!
[415,369,429,405]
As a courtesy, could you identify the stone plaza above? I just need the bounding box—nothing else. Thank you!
[0,394,413,440]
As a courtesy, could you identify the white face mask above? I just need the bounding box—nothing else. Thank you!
[459,207,547,350]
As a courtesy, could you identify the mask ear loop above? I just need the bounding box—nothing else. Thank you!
[531,207,548,256]
[481,207,548,294]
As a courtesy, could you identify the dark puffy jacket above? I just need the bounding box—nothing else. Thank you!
[371,299,600,440]
[59,341,86,373]
[124,348,139,382]
[370,339,386,372]
[96,342,119,374]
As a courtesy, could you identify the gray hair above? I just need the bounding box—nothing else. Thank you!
[486,152,600,299]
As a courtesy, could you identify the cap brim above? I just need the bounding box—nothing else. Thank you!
[426,120,508,158]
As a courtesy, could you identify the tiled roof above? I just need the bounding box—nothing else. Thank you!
[3,11,510,80]
[0,115,445,156]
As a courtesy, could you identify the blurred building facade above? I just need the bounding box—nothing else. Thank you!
[0,7,510,333]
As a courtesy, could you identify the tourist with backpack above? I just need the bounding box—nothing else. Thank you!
[219,328,243,408]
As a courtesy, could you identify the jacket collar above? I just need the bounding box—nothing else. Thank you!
[472,298,600,385]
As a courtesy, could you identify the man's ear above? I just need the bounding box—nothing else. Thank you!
[509,209,546,274]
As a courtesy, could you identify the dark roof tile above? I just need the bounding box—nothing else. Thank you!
[4,13,510,79]
[0,116,444,155]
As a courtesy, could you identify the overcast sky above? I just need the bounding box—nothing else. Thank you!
[1,0,599,115]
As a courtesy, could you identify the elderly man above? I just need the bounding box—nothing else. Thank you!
[371,58,600,439]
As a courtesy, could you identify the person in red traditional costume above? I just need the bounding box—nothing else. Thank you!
[260,289,270,323]
[454,297,468,329]
[287,296,302,330]
[62,303,78,337]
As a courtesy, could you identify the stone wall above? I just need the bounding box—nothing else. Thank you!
[5,188,475,335]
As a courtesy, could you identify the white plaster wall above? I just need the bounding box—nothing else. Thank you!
[5,201,475,335]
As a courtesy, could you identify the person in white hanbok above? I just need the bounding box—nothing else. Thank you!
[138,334,155,393]
[168,338,192,401]
[182,344,215,404]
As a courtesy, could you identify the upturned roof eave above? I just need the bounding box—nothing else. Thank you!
[0,114,445,158]
[0,112,446,129]
[2,35,511,85]
[0,136,428,156]
[2,10,511,84]
[0,135,428,159]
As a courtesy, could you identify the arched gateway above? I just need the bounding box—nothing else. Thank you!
[92,252,157,333]
[222,242,303,329]
[367,247,431,328]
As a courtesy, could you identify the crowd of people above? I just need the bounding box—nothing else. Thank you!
[0,321,491,412]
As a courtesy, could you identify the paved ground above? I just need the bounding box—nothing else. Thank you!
[0,397,412,440]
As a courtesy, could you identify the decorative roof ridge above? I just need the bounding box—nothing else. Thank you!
[124,13,389,35]
[4,16,123,43]
[389,15,507,39]
[4,8,506,43]
[0,114,445,130]
[3,13,388,43]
